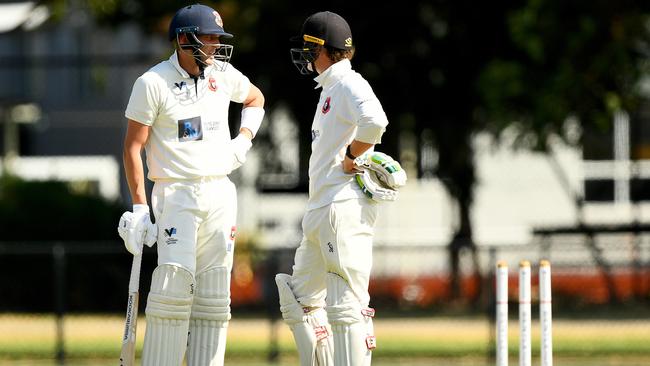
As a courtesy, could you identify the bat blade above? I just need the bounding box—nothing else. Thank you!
[120,291,139,366]
[120,253,142,366]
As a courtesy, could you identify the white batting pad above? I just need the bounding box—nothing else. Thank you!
[141,264,194,366]
[276,273,334,366]
[326,273,375,366]
[187,266,232,366]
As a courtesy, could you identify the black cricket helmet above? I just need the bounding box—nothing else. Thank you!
[290,11,353,75]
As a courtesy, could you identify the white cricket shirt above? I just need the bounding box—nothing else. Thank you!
[125,51,251,180]
[307,59,388,210]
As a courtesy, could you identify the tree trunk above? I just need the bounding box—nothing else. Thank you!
[448,197,481,305]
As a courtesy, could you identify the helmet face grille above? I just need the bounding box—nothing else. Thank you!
[177,31,234,73]
[290,43,320,75]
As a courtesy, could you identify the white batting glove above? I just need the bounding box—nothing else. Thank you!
[230,134,253,171]
[354,151,407,189]
[275,273,306,324]
[117,204,157,256]
[355,170,399,202]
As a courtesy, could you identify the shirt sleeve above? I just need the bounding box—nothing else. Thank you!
[224,64,251,104]
[124,74,160,126]
[346,77,388,144]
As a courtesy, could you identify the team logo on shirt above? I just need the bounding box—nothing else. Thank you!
[208,77,217,92]
[171,80,195,104]
[322,96,331,114]
[178,116,203,142]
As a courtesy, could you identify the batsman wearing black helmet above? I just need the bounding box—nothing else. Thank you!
[119,4,265,365]
[276,10,407,366]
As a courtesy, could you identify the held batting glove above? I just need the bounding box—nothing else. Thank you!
[355,170,399,202]
[117,204,157,256]
[354,151,407,189]
[353,151,407,202]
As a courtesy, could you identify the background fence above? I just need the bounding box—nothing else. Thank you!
[1,224,649,363]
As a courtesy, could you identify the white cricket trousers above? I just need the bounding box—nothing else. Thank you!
[151,176,237,275]
[290,198,378,308]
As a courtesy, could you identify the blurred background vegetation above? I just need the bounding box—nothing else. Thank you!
[1,0,650,364]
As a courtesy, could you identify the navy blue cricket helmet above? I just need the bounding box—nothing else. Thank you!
[168,4,233,41]
[168,4,234,75]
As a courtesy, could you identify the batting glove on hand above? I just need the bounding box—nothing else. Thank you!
[230,134,253,171]
[117,204,157,256]
[354,152,407,189]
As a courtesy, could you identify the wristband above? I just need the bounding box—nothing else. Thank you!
[240,107,265,137]
[345,145,357,160]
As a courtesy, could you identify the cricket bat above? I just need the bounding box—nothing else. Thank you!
[120,253,142,366]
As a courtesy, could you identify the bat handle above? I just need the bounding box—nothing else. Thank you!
[128,254,142,293]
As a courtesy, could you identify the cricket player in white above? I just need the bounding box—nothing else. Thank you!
[277,11,406,366]
[117,4,264,366]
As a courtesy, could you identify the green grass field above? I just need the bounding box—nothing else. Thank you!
[1,314,649,365]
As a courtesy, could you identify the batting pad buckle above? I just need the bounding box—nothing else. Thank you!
[365,335,377,350]
[314,325,330,342]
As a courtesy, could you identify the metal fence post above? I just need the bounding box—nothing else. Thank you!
[265,249,280,362]
[53,243,66,365]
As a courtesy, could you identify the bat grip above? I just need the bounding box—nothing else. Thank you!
[128,254,142,293]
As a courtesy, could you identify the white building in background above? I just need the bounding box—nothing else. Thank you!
[3,130,647,252]
[471,132,583,246]
[0,156,120,200]
[243,131,650,250]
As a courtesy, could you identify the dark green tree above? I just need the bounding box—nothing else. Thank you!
[0,175,124,240]
[476,0,650,305]
[477,0,650,151]
[42,0,650,304]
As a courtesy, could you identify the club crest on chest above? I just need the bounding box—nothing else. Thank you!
[321,96,331,114]
[208,76,218,92]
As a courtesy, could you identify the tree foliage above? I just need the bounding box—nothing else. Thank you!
[477,0,650,150]
[34,0,650,303]
[0,175,124,240]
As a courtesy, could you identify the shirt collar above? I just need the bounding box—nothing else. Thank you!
[169,51,189,78]
[314,59,352,89]
[169,51,213,79]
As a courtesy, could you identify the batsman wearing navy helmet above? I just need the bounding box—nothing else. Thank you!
[277,11,407,366]
[117,3,265,365]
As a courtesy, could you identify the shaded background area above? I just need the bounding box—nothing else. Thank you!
[1,0,650,364]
